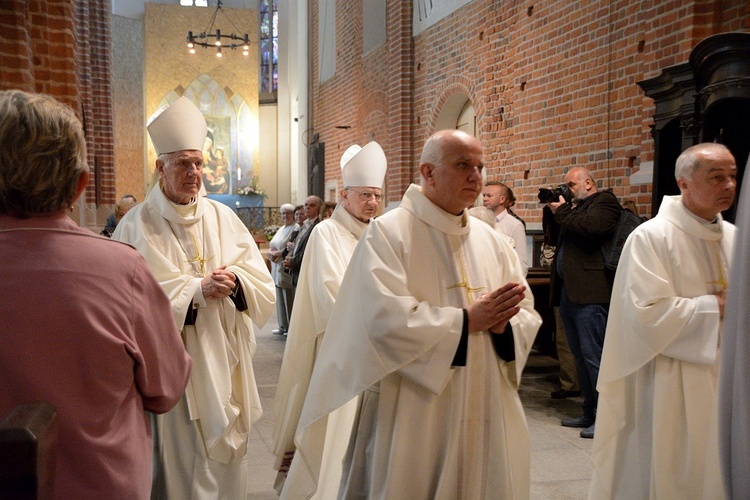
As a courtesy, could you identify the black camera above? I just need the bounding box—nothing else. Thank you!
[538,184,573,204]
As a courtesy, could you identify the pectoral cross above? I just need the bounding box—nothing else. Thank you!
[447,280,485,305]
[447,254,485,305]
[187,253,213,277]
[706,253,728,291]
[185,234,213,277]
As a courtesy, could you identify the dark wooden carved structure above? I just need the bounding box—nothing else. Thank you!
[638,32,750,221]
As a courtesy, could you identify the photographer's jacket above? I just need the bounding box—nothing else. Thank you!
[551,190,621,304]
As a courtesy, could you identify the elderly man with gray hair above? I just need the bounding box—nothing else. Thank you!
[590,142,737,499]
[113,96,275,499]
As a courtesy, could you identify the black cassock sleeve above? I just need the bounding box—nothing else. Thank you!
[230,279,248,312]
[452,310,471,366]
[453,310,516,366]
[184,276,248,326]
[490,322,516,362]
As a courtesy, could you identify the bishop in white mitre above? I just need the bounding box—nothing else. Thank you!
[114,96,275,499]
[273,141,388,498]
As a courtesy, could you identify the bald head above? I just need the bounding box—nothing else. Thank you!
[418,130,484,215]
[564,166,596,203]
[675,143,733,182]
[675,143,737,220]
[304,195,322,221]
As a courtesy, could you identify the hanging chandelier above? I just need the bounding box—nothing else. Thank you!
[186,0,250,58]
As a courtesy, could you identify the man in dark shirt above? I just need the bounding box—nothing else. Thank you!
[549,166,620,439]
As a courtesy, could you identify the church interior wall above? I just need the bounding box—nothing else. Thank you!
[113,14,146,203]
[309,0,749,226]
[143,3,259,194]
[259,103,279,204]
[2,0,749,229]
[0,0,117,231]
[308,0,415,207]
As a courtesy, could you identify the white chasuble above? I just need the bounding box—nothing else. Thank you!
[113,186,275,498]
[590,195,734,500]
[273,204,368,498]
[291,185,541,499]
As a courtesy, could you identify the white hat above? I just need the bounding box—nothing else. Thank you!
[340,141,387,188]
[147,96,207,156]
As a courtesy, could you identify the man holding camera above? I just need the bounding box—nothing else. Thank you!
[548,166,621,439]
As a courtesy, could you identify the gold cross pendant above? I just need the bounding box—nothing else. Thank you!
[706,253,728,291]
[447,281,485,305]
[187,253,213,277]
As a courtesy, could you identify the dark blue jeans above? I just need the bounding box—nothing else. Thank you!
[559,285,609,420]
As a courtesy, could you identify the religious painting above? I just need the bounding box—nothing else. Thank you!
[202,116,232,194]
[150,75,258,200]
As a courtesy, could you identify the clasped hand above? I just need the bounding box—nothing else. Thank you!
[467,282,526,334]
[715,289,726,319]
[201,266,236,300]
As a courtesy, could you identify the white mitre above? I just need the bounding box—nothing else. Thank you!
[147,96,207,155]
[340,141,387,188]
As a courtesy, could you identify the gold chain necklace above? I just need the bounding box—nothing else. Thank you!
[168,217,213,277]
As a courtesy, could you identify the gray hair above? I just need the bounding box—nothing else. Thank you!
[419,130,478,184]
[419,132,446,170]
[0,90,89,217]
[157,151,182,166]
[468,206,496,227]
[675,143,732,181]
[279,203,295,213]
[419,130,464,171]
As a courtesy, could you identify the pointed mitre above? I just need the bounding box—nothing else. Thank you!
[147,96,207,156]
[340,141,387,188]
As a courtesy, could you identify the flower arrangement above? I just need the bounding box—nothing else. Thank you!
[236,177,267,199]
[264,225,281,241]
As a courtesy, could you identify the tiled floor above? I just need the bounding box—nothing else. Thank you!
[247,313,593,499]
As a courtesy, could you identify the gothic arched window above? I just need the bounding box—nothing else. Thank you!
[259,0,278,101]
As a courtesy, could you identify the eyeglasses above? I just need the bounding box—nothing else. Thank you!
[347,189,383,202]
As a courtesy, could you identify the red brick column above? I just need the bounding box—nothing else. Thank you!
[0,0,115,209]
[386,0,414,199]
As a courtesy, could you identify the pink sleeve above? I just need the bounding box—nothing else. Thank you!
[129,256,192,414]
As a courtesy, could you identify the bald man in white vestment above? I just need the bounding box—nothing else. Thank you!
[719,154,750,499]
[113,97,275,499]
[292,130,541,498]
[272,141,388,498]
[590,143,737,499]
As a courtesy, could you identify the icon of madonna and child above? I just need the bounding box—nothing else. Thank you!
[202,130,231,194]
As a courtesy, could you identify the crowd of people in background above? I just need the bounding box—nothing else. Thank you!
[2,89,748,499]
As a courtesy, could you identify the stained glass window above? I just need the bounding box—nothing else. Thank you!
[259,0,278,100]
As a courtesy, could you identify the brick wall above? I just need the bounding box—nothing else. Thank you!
[309,0,750,224]
[0,0,79,101]
[75,0,115,210]
[0,0,115,226]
